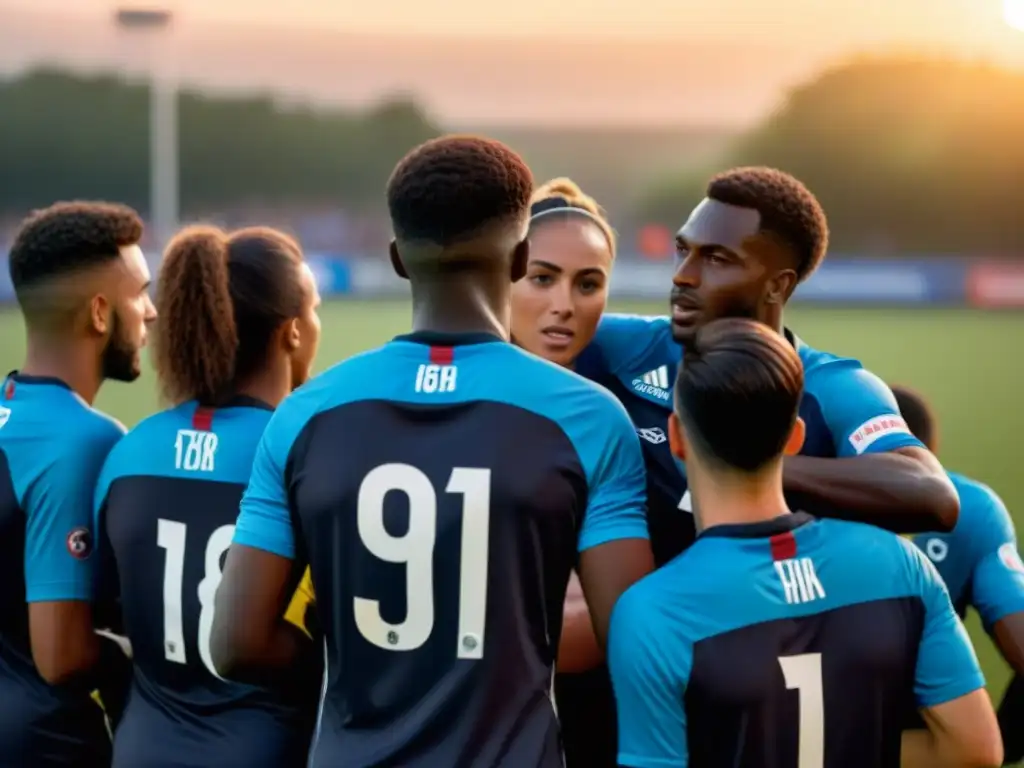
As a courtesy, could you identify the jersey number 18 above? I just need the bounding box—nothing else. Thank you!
[355,463,491,660]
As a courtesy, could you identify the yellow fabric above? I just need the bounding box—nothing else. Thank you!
[284,567,316,638]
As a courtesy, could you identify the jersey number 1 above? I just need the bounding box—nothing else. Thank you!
[157,519,233,678]
[779,653,825,768]
[355,463,490,660]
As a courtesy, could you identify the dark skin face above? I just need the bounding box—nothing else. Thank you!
[671,198,798,346]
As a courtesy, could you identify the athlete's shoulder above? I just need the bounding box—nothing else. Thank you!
[61,396,126,452]
[948,470,1014,544]
[589,313,679,374]
[795,336,867,380]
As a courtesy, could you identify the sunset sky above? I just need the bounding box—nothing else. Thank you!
[2,0,1023,126]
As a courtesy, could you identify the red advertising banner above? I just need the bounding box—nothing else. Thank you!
[966,263,1024,308]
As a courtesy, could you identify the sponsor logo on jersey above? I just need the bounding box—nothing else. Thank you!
[66,526,93,560]
[632,365,671,401]
[847,415,910,454]
[637,426,667,444]
[998,542,1024,574]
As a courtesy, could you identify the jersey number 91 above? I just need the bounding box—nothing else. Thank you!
[354,463,491,660]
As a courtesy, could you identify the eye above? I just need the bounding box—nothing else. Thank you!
[578,278,603,295]
[529,273,554,286]
[706,251,730,265]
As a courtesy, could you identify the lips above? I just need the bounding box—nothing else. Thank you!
[540,325,575,348]
[670,296,701,324]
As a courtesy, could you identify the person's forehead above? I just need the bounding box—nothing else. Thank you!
[677,198,762,251]
[117,243,150,281]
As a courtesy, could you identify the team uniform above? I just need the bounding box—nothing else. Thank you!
[93,397,319,768]
[233,331,649,768]
[608,514,985,768]
[0,373,123,767]
[557,313,928,767]
[909,471,1024,738]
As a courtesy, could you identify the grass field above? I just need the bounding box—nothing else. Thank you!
[2,300,1023,715]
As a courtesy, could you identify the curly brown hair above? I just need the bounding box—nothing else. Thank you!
[9,201,144,318]
[707,167,829,282]
[386,134,533,246]
[154,225,305,406]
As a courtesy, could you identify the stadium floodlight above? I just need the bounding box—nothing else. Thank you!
[114,6,177,249]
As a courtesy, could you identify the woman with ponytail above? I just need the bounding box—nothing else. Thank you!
[93,226,322,768]
[511,178,622,768]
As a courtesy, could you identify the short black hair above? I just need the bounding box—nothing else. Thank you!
[675,318,804,472]
[707,167,828,282]
[9,201,144,299]
[891,385,936,451]
[386,134,533,246]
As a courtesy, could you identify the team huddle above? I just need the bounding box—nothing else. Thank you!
[0,134,1021,767]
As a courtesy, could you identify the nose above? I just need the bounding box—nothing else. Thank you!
[145,295,158,322]
[547,279,574,320]
[673,249,699,288]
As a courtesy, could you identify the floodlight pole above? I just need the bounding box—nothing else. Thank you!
[114,7,177,249]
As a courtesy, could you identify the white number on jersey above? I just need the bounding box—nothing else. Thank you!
[778,653,825,768]
[174,429,218,472]
[157,519,233,678]
[354,463,490,659]
[414,364,457,393]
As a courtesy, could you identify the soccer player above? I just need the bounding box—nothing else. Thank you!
[607,317,1002,768]
[0,202,155,765]
[893,385,1024,763]
[575,167,958,565]
[510,177,619,768]
[93,226,323,766]
[212,135,653,768]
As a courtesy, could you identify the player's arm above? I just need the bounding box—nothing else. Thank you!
[902,544,1002,768]
[997,674,1024,764]
[26,428,121,686]
[606,586,687,768]
[211,415,306,684]
[964,486,1024,676]
[783,363,958,533]
[557,572,602,673]
[575,397,653,648]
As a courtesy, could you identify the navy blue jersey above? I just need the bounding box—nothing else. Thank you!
[0,373,123,767]
[233,331,649,768]
[608,514,985,768]
[94,398,318,768]
[912,472,1024,626]
[576,314,925,564]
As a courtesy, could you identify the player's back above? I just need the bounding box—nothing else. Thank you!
[610,514,982,768]
[95,398,317,768]
[0,374,121,767]
[252,331,645,768]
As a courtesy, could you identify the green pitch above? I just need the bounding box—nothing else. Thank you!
[2,300,1023,708]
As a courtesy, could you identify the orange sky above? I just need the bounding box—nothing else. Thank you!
[2,0,1023,126]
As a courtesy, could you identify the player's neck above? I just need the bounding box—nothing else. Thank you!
[235,362,292,409]
[410,276,511,340]
[21,333,103,405]
[760,304,784,335]
[690,466,790,532]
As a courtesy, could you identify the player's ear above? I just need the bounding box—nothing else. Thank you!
[668,412,686,461]
[784,416,806,456]
[510,238,529,282]
[766,268,798,305]
[88,293,112,337]
[389,240,409,280]
[282,317,301,353]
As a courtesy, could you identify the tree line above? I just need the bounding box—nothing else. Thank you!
[0,69,439,214]
[637,57,1024,254]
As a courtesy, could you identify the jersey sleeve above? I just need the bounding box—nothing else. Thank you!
[233,402,304,559]
[908,542,986,707]
[24,420,122,602]
[964,485,1024,626]
[607,583,688,767]
[804,360,924,457]
[576,393,649,552]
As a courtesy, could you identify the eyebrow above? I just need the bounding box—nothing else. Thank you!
[531,260,607,277]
